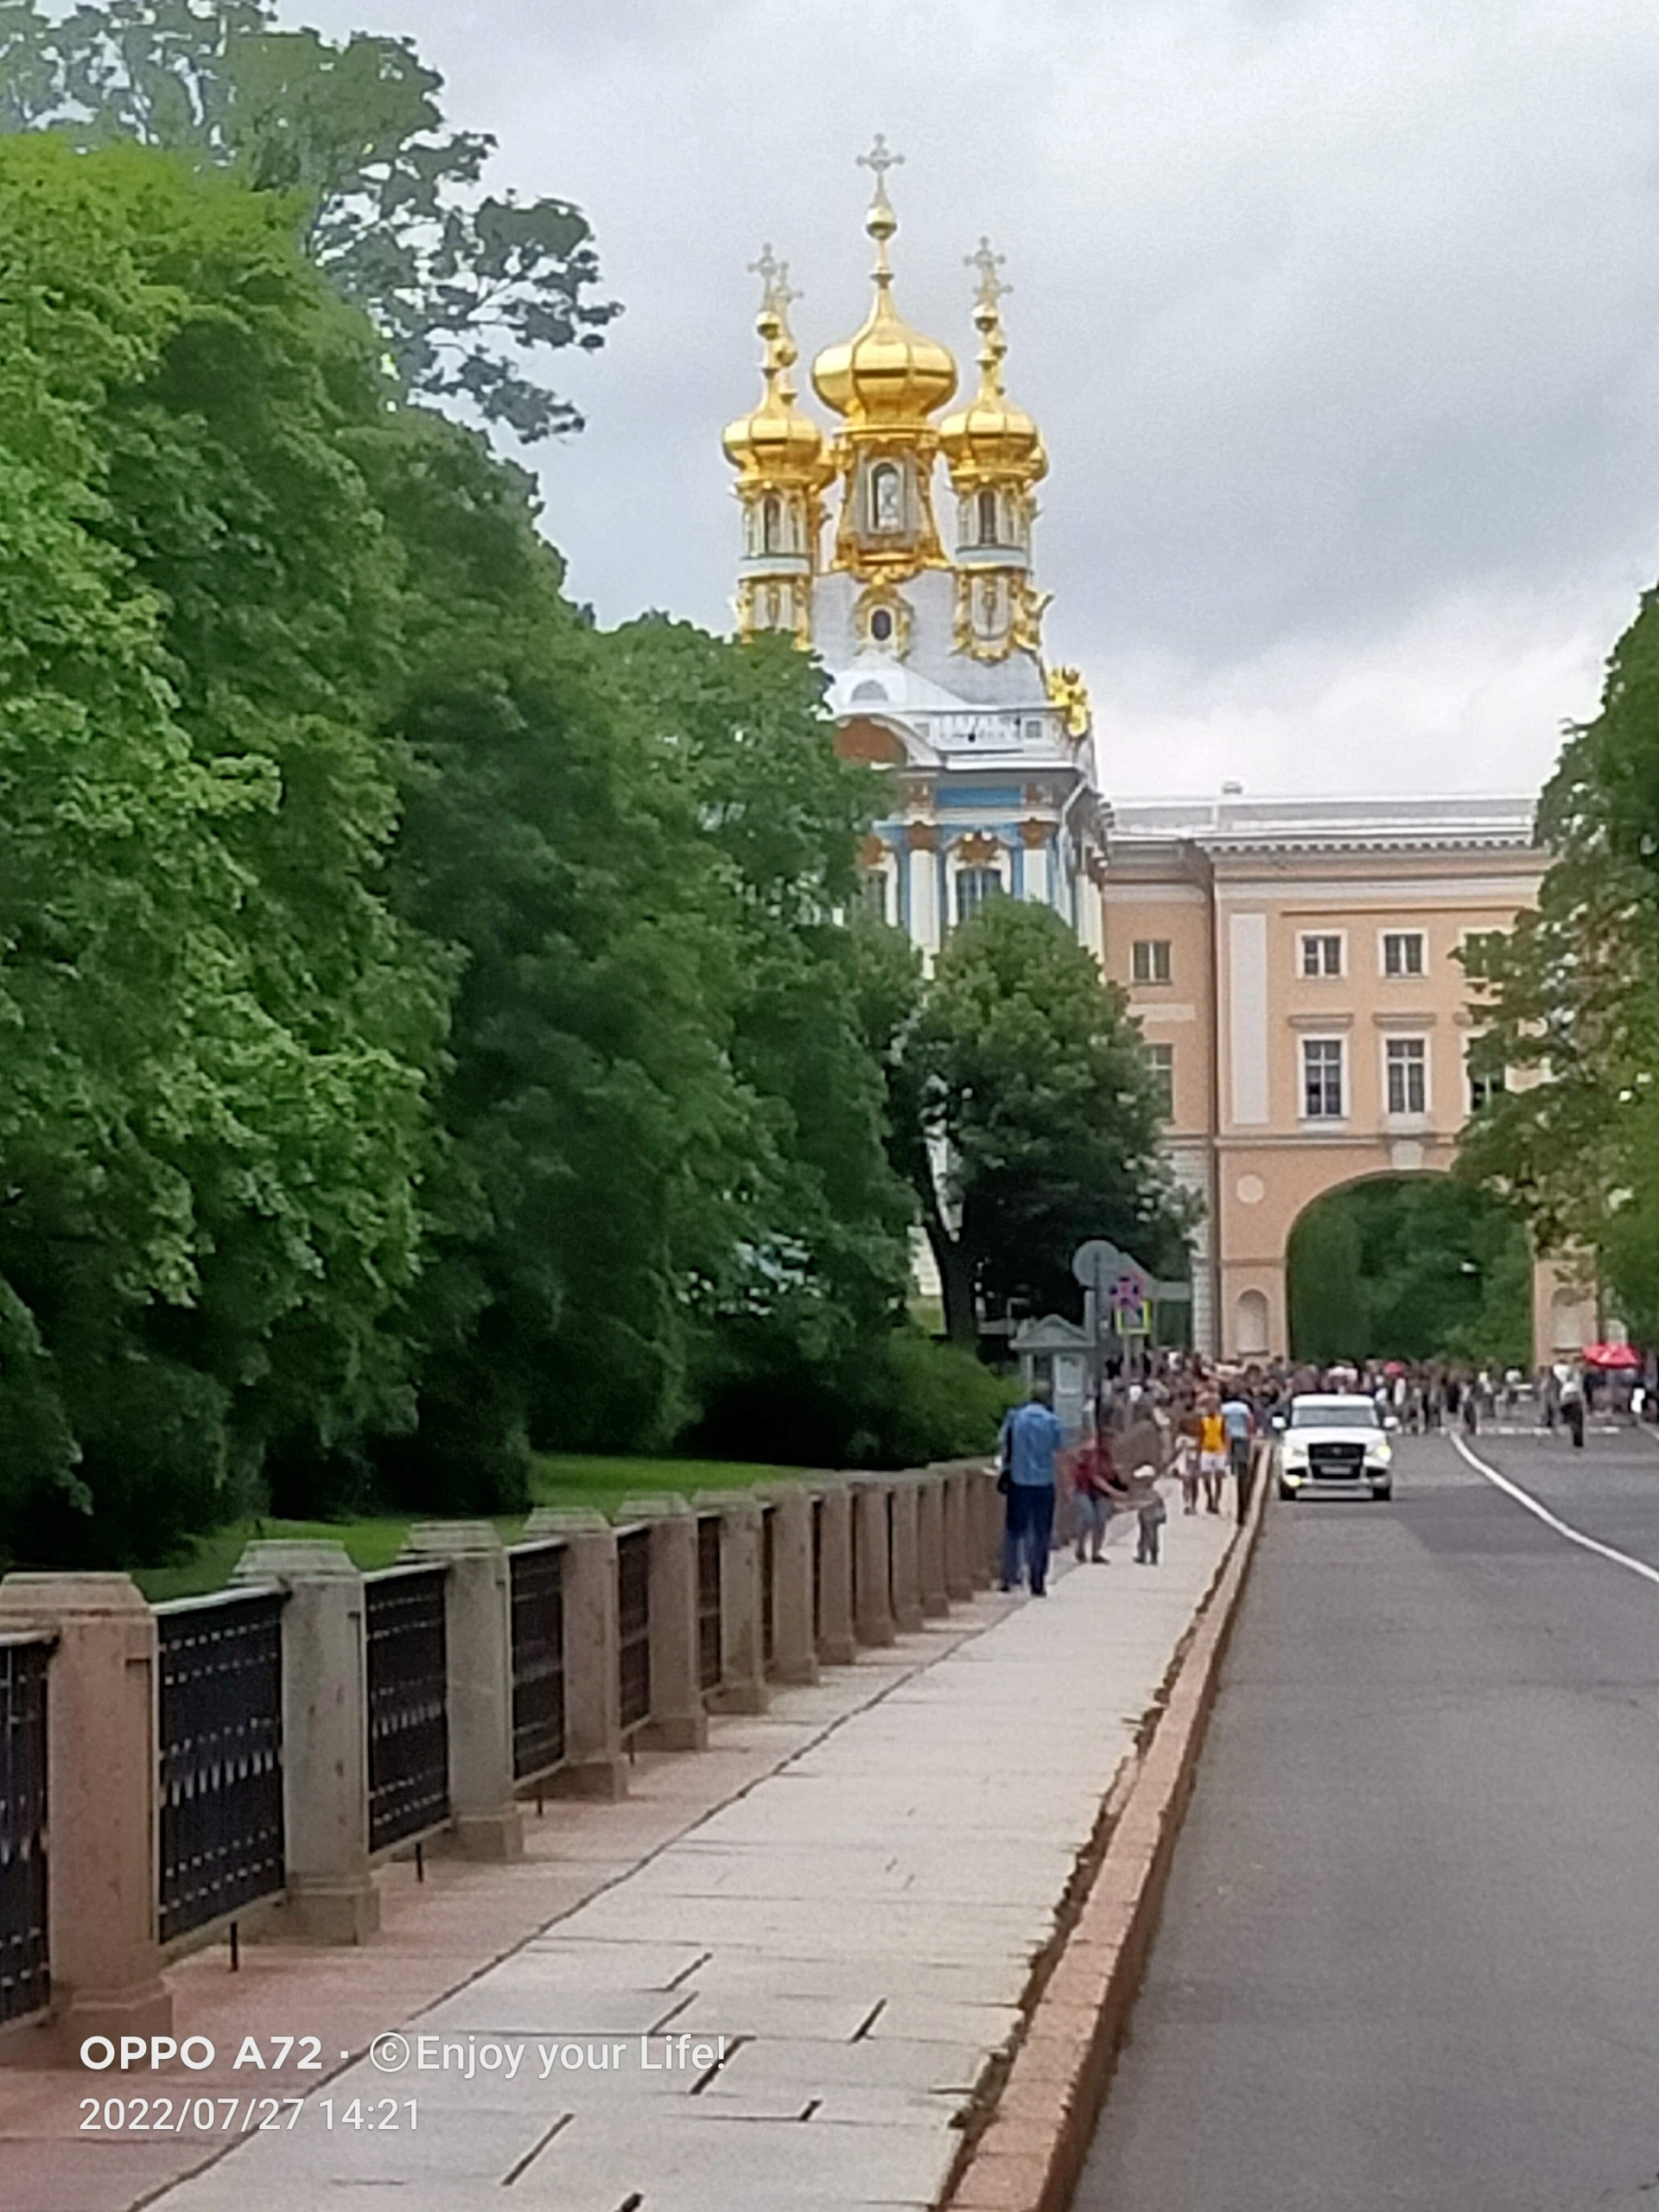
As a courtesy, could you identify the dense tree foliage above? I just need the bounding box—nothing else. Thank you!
[0,134,447,1557]
[895,899,1189,1344]
[0,131,1033,1563]
[1458,589,1659,1342]
[0,0,619,439]
[0,97,1190,1562]
[1287,1178,1532,1369]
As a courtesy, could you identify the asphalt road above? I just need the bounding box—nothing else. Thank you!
[1075,1426,1659,2212]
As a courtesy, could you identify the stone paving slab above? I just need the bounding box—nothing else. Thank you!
[2,1510,1234,2212]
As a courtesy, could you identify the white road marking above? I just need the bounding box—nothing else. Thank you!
[1451,1433,1659,1591]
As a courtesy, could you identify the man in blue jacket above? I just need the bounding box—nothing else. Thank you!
[998,1380,1066,1597]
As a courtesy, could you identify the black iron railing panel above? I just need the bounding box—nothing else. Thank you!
[696,1516,721,1694]
[509,1545,566,1783]
[760,1507,777,1671]
[0,1637,50,2024]
[616,1528,652,1733]
[365,1568,449,1854]
[811,1497,824,1643]
[156,1592,285,1946]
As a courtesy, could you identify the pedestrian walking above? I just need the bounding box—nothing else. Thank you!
[1067,1424,1127,1563]
[997,1380,1065,1595]
[1130,1465,1167,1564]
[1221,1387,1254,1500]
[1198,1398,1228,1514]
[1175,1399,1202,1514]
[1560,1363,1586,1451]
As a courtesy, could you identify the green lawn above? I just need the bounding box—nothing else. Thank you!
[131,1453,817,1602]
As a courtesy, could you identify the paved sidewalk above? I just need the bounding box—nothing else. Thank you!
[3,1507,1234,2212]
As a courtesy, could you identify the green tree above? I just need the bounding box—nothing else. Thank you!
[899,899,1188,1344]
[1287,1178,1531,1367]
[1459,588,1659,1340]
[0,134,446,1558]
[2,0,619,440]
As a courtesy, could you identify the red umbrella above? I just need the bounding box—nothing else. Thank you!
[1583,1343,1640,1370]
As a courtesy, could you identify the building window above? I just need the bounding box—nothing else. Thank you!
[1302,1038,1344,1120]
[868,607,894,645]
[762,494,783,554]
[860,870,891,925]
[1385,1037,1427,1116]
[870,461,902,534]
[956,866,1002,926]
[1300,932,1343,977]
[977,487,999,545]
[1132,938,1173,985]
[1468,1059,1505,1114]
[1145,1042,1174,1119]
[1382,930,1426,978]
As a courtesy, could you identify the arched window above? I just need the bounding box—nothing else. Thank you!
[762,495,783,555]
[956,865,1002,927]
[870,463,902,534]
[977,487,999,545]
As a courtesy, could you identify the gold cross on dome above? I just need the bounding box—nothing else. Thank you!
[857,134,904,188]
[968,236,1012,310]
[747,243,780,304]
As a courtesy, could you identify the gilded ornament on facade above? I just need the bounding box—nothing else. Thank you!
[1046,664,1092,737]
[855,580,913,658]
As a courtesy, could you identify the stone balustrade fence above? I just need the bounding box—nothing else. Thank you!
[0,1458,1003,2062]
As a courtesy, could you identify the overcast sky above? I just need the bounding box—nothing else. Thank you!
[281,0,1659,798]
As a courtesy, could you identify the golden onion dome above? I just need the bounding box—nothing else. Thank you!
[940,238,1046,486]
[723,257,826,486]
[811,141,957,429]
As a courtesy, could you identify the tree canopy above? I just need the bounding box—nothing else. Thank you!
[0,99,1189,1567]
[0,132,448,1555]
[0,0,619,440]
[1458,588,1659,1342]
[1287,1178,1532,1369]
[895,899,1189,1344]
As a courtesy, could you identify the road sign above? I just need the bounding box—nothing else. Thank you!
[1071,1238,1128,1293]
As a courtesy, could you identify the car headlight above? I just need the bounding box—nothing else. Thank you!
[1282,1443,1309,1467]
[1364,1442,1391,1465]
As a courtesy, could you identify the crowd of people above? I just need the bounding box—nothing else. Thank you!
[994,1347,1653,1595]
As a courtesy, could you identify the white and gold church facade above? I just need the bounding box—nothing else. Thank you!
[724,147,1582,1370]
[722,137,1108,963]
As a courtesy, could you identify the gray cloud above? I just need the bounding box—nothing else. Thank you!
[280,0,1659,796]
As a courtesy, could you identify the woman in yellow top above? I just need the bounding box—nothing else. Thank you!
[1197,1402,1229,1516]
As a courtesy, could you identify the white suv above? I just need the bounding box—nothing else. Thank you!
[1275,1394,1395,1503]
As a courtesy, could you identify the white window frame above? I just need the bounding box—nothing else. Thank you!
[954,862,1005,928]
[1144,1041,1174,1119]
[1132,938,1173,986]
[1301,1035,1346,1122]
[1383,1034,1428,1119]
[859,863,894,927]
[1380,929,1427,979]
[1299,931,1344,978]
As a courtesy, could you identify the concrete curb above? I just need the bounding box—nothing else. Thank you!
[939,1459,1271,2212]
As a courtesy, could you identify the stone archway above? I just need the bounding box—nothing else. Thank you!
[1270,1170,1535,1370]
[1217,1141,1454,1363]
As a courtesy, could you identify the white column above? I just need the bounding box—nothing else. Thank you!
[1021,832,1051,906]
[908,836,941,957]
